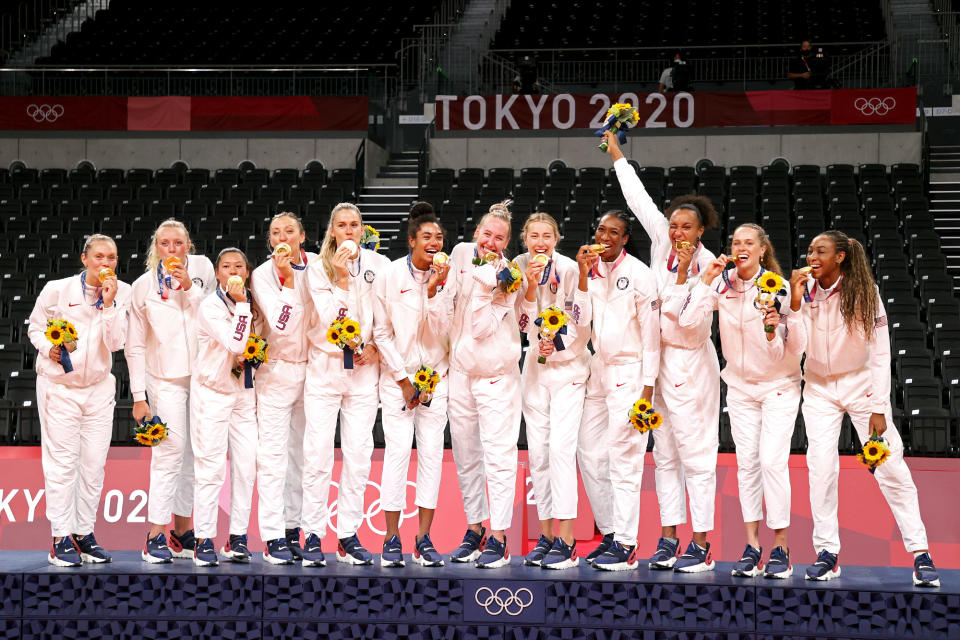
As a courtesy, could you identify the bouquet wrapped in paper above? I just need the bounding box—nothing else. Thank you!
[327,317,364,369]
[594,102,640,152]
[534,305,569,364]
[627,398,663,434]
[45,319,78,373]
[134,416,169,447]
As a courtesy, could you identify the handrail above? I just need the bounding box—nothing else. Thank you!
[417,124,430,190]
[1,64,398,71]
[489,41,885,55]
[354,138,366,200]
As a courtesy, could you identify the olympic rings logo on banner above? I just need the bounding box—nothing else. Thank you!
[325,479,418,536]
[26,104,65,123]
[474,587,534,616]
[854,97,896,116]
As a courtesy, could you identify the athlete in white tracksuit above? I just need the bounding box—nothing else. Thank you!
[250,223,315,563]
[302,203,390,565]
[190,250,260,565]
[445,205,523,568]
[575,212,661,571]
[28,235,130,566]
[679,225,805,576]
[795,230,939,586]
[127,220,215,563]
[608,142,721,570]
[515,215,591,569]
[371,213,451,567]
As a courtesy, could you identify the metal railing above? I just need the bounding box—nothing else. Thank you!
[1,0,108,65]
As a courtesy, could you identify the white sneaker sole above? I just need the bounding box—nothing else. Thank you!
[523,558,544,566]
[193,556,218,567]
[542,557,579,570]
[476,553,511,569]
[675,560,715,573]
[301,556,327,567]
[380,556,406,568]
[80,552,111,564]
[48,553,81,567]
[141,551,172,564]
[337,552,373,565]
[593,560,638,571]
[731,565,763,577]
[913,572,940,587]
[263,553,294,565]
[649,556,678,570]
[764,566,794,579]
[220,548,251,563]
[170,549,194,559]
[411,553,444,567]
[805,566,841,581]
[450,549,482,563]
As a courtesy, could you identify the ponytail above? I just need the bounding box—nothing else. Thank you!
[819,230,878,336]
[732,223,783,276]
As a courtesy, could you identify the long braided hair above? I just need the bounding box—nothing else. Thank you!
[817,230,879,336]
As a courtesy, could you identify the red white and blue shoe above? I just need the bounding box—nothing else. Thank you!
[168,529,197,560]
[193,537,219,567]
[72,533,112,563]
[764,546,793,579]
[142,532,173,564]
[412,533,444,567]
[674,541,715,573]
[476,535,510,569]
[593,541,638,571]
[381,535,405,568]
[541,537,578,570]
[301,533,326,567]
[48,537,82,567]
[450,526,486,563]
[731,544,763,577]
[221,534,252,563]
[337,534,374,565]
[285,527,304,561]
[264,538,295,565]
[648,537,680,570]
[805,550,841,581]
[913,552,940,587]
[585,533,614,566]
[524,535,553,566]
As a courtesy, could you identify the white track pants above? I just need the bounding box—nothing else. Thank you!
[37,374,115,537]
[447,367,521,531]
[378,374,448,512]
[302,354,379,539]
[256,360,307,541]
[522,353,589,521]
[190,381,258,540]
[284,409,305,531]
[578,358,649,547]
[145,374,194,525]
[652,342,720,532]
[803,369,928,554]
[726,378,800,530]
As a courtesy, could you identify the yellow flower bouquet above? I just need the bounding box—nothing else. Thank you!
[327,316,364,369]
[595,102,640,152]
[496,261,523,294]
[360,224,380,252]
[232,333,268,388]
[406,365,441,409]
[133,415,169,447]
[754,270,785,334]
[534,305,569,364]
[856,431,891,474]
[45,318,78,372]
[628,397,663,434]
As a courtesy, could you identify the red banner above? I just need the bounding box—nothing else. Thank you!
[0,96,369,131]
[434,88,917,130]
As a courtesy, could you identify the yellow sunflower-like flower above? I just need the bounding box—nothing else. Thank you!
[427,378,438,393]
[45,325,64,345]
[326,327,341,345]
[342,319,360,338]
[863,441,884,463]
[646,412,663,429]
[414,371,430,386]
[757,271,784,295]
[629,414,648,432]
[136,433,153,446]
[543,308,564,329]
[632,398,652,414]
[65,323,77,339]
[244,341,259,358]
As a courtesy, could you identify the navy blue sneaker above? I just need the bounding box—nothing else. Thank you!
[913,552,940,587]
[542,537,578,570]
[674,541,714,573]
[764,546,792,579]
[649,537,680,570]
[593,541,638,571]
[169,528,197,560]
[301,533,326,567]
[585,533,614,565]
[731,544,763,577]
[381,535,405,568]
[476,535,510,568]
[193,537,219,567]
[48,537,82,567]
[805,550,841,581]
[412,533,444,567]
[264,538,295,565]
[337,534,374,565]
[285,527,304,561]
[221,534,251,563]
[142,532,173,564]
[524,535,553,566]
[72,533,112,564]
[450,526,487,563]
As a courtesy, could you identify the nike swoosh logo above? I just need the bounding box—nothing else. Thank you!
[777,392,782,396]
[68,303,80,307]
[572,382,581,386]
[675,383,684,388]
[866,393,873,398]
[460,270,467,274]
[725,295,737,299]
[400,289,412,294]
[490,379,501,385]
[616,383,626,388]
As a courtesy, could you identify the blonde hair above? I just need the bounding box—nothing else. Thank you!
[319,202,362,283]
[82,234,116,255]
[522,211,560,239]
[732,223,783,276]
[145,219,194,273]
[475,199,513,240]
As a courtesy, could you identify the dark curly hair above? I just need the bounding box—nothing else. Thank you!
[665,195,719,230]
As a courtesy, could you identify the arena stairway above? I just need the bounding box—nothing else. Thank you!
[357,151,421,257]
[928,145,960,292]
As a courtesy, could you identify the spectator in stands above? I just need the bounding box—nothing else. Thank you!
[127,220,215,564]
[680,224,805,578]
[445,201,523,569]
[29,235,131,567]
[792,231,940,587]
[301,203,389,567]
[659,53,691,93]
[190,248,260,567]
[788,41,830,89]
[372,205,451,568]
[603,131,722,574]
[513,55,540,94]
[251,213,315,565]
[515,212,591,570]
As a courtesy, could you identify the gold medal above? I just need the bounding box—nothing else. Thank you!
[532,253,550,265]
[432,251,449,266]
[98,268,115,283]
[588,244,607,254]
[163,256,181,271]
[274,242,291,256]
[227,275,244,288]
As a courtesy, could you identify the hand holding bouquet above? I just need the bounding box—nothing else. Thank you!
[134,415,169,447]
[534,305,569,364]
[231,333,268,388]
[327,317,363,369]
[755,271,785,334]
[595,102,640,152]
[856,430,891,474]
[496,261,523,294]
[628,398,663,434]
[404,365,441,410]
[45,319,78,373]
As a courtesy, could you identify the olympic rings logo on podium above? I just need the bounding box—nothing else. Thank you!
[853,97,896,116]
[26,104,65,123]
[326,479,418,536]
[474,587,534,616]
